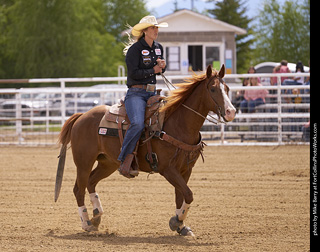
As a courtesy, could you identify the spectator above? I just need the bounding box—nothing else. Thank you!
[247,66,261,83]
[302,121,310,142]
[279,60,291,84]
[269,64,281,98]
[293,61,305,85]
[233,78,249,113]
[247,66,256,74]
[270,65,281,86]
[303,60,310,102]
[240,77,269,113]
[283,61,305,103]
[305,60,310,86]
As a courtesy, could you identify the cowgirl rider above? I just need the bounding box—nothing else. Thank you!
[118,16,168,178]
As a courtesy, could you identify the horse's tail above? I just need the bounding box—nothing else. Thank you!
[55,113,83,202]
[58,113,83,146]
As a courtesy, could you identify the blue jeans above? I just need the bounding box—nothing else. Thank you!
[240,98,265,113]
[117,88,155,162]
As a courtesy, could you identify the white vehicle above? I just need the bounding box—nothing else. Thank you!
[0,93,54,118]
[254,61,309,73]
[66,84,127,116]
[254,62,309,86]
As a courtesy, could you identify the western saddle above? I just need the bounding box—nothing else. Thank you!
[98,94,165,173]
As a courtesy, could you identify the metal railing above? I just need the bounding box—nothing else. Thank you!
[0,72,310,146]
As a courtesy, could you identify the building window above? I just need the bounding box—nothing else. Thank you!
[206,47,220,70]
[166,46,180,71]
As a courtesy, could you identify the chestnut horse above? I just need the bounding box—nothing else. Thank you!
[55,64,236,236]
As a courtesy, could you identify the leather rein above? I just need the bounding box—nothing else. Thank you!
[161,73,226,125]
[148,73,224,155]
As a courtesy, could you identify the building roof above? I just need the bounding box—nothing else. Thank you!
[157,9,247,35]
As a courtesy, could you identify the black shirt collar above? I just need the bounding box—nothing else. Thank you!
[139,38,155,49]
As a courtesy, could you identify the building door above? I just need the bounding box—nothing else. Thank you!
[188,45,202,71]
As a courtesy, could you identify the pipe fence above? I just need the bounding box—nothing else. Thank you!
[0,72,310,146]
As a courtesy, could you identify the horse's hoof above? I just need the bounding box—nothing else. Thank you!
[179,226,194,237]
[91,208,103,228]
[82,220,98,232]
[84,225,98,232]
[169,215,183,231]
[91,215,101,228]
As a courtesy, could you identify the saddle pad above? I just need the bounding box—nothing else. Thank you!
[98,95,165,136]
[99,115,129,131]
[98,125,148,140]
[98,127,126,137]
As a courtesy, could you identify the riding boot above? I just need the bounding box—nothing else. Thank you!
[118,154,139,178]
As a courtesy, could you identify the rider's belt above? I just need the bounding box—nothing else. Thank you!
[131,84,156,93]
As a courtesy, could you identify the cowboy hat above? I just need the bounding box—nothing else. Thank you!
[131,16,168,37]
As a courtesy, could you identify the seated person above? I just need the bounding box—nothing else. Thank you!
[233,77,249,113]
[283,61,305,103]
[240,77,268,113]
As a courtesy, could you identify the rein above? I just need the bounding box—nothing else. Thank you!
[161,73,226,125]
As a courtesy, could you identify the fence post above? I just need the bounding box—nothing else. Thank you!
[15,92,23,144]
[46,92,49,133]
[60,80,66,126]
[118,65,125,85]
[220,124,225,144]
[277,76,282,144]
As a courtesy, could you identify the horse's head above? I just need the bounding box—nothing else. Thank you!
[205,64,236,122]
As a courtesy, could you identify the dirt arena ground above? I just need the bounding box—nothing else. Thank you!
[0,145,309,251]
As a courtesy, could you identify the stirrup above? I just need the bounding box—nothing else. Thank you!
[129,169,139,176]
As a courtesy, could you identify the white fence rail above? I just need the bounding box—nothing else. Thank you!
[0,73,310,146]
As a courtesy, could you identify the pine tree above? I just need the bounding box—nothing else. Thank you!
[206,0,255,73]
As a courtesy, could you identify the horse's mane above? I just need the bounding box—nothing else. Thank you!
[160,70,218,121]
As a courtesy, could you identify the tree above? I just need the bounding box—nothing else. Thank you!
[102,0,149,42]
[0,0,15,78]
[206,0,255,73]
[3,0,118,79]
[253,0,310,66]
[0,0,149,80]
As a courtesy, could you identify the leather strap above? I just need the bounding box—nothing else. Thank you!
[131,84,149,89]
[130,84,156,92]
[131,84,146,89]
[159,132,205,153]
[118,120,124,145]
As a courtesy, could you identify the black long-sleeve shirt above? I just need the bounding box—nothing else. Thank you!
[125,38,166,87]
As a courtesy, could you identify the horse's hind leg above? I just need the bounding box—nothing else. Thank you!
[73,160,97,232]
[87,157,117,229]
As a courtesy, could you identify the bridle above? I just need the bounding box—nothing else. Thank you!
[161,73,226,125]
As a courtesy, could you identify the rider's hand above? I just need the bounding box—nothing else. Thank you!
[153,64,162,74]
[156,59,166,69]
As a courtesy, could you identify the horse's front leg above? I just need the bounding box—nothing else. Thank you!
[169,198,193,236]
[163,167,194,236]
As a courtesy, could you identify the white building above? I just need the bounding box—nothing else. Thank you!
[157,9,247,75]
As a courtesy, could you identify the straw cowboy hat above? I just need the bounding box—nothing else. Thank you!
[131,16,168,37]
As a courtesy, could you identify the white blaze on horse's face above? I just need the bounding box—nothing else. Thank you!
[220,82,236,122]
